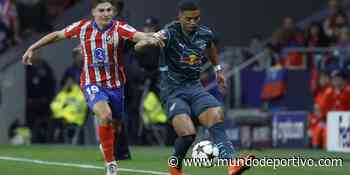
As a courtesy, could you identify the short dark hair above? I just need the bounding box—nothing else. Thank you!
[178,0,199,12]
[91,0,116,9]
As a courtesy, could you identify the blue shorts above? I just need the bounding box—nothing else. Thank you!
[207,84,224,104]
[82,85,125,120]
[160,80,222,120]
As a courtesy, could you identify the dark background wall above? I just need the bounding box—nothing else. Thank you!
[124,0,327,45]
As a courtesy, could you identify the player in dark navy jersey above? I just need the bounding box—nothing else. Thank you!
[136,1,253,175]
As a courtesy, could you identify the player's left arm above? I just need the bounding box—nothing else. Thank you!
[207,41,226,90]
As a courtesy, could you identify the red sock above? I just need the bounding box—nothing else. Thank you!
[98,124,115,162]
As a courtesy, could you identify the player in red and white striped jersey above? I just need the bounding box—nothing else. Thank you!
[64,18,133,89]
[22,1,164,175]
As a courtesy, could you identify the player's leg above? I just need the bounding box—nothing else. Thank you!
[83,85,117,175]
[198,107,235,160]
[94,102,118,175]
[190,83,234,160]
[199,107,253,175]
[164,97,195,175]
[171,114,196,169]
[191,84,253,175]
[94,101,116,164]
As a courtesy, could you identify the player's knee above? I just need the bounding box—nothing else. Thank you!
[97,110,113,121]
[178,128,196,137]
[172,114,196,136]
[175,122,196,136]
[209,107,224,126]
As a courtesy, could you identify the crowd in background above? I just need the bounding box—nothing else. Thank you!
[237,0,350,149]
[0,0,79,54]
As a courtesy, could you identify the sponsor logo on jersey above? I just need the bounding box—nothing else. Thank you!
[179,54,202,65]
[94,48,106,62]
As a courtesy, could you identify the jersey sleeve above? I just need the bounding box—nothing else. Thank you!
[158,28,172,48]
[118,23,137,40]
[206,28,215,48]
[63,20,84,39]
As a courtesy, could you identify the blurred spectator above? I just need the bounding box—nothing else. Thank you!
[305,22,330,79]
[280,16,304,45]
[26,52,55,143]
[8,119,31,145]
[136,16,160,82]
[141,91,168,145]
[335,27,350,69]
[323,0,344,31]
[16,0,52,34]
[311,70,332,98]
[324,11,348,40]
[305,21,330,47]
[265,28,285,67]
[327,70,350,110]
[142,17,160,33]
[278,16,306,69]
[0,20,10,53]
[312,70,350,149]
[316,70,350,114]
[61,45,82,86]
[308,104,327,149]
[53,46,82,144]
[308,71,331,149]
[125,17,160,145]
[327,0,344,16]
[0,0,22,45]
[50,77,87,145]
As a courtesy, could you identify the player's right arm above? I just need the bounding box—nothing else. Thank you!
[22,30,66,65]
[22,20,84,65]
[134,30,169,52]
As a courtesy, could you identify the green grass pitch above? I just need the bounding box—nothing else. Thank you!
[0,145,349,175]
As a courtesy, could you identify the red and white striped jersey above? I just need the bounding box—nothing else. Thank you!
[64,19,136,89]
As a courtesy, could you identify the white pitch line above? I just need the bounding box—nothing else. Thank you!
[0,156,168,175]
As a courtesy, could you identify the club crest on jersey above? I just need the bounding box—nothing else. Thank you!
[106,35,113,44]
[94,48,106,62]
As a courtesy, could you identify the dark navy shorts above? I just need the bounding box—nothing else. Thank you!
[160,80,222,120]
[82,85,125,119]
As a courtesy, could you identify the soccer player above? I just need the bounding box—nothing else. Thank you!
[136,1,253,175]
[22,0,162,175]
